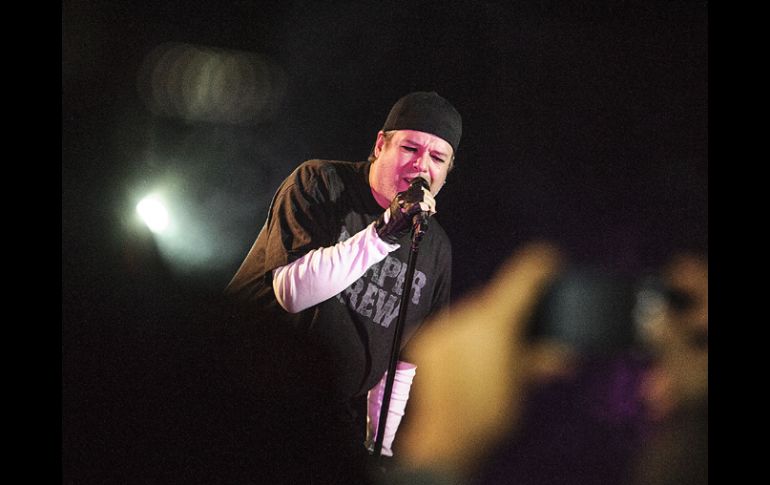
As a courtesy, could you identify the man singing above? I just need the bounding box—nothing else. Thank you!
[226,91,462,483]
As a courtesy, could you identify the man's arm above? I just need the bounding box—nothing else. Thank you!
[272,181,434,313]
[272,219,398,313]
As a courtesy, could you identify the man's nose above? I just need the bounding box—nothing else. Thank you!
[412,152,430,172]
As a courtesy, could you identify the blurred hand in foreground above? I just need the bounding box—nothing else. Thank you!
[397,242,572,478]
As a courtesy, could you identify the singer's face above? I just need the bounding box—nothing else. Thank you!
[369,129,453,209]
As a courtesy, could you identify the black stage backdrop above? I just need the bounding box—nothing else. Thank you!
[62,1,707,483]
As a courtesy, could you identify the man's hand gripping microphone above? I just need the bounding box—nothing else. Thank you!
[375,178,432,244]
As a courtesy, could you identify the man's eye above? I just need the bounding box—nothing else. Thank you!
[402,146,417,152]
[432,156,445,163]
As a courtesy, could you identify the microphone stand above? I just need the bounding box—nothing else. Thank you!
[373,214,428,460]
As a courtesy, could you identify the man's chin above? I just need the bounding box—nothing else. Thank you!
[398,178,415,192]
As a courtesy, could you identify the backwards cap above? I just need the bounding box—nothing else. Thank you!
[381,91,462,153]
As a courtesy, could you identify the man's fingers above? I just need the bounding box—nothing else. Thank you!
[420,189,436,214]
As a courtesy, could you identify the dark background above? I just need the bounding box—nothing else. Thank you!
[62,0,707,482]
[63,0,707,298]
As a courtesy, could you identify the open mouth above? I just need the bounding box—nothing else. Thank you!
[398,175,429,193]
[403,176,427,186]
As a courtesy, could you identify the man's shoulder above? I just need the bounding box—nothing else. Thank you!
[290,159,369,194]
[295,159,366,175]
[281,160,371,206]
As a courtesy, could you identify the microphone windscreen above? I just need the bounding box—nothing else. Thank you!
[410,177,429,190]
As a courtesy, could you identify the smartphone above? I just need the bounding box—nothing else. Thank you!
[527,265,639,355]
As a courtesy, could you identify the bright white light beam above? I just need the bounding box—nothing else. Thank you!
[136,195,170,233]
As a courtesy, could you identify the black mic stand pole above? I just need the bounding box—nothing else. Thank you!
[373,215,428,460]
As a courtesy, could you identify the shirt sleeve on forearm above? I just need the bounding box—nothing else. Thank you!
[272,220,399,313]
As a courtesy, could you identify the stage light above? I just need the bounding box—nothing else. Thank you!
[136,195,170,234]
[136,41,287,125]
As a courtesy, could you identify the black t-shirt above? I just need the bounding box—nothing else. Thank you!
[226,160,452,398]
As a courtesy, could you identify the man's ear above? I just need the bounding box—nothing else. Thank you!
[373,130,386,158]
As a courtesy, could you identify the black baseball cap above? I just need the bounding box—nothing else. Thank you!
[381,91,462,153]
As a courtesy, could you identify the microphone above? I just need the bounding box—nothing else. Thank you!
[409,177,431,230]
[409,176,430,192]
